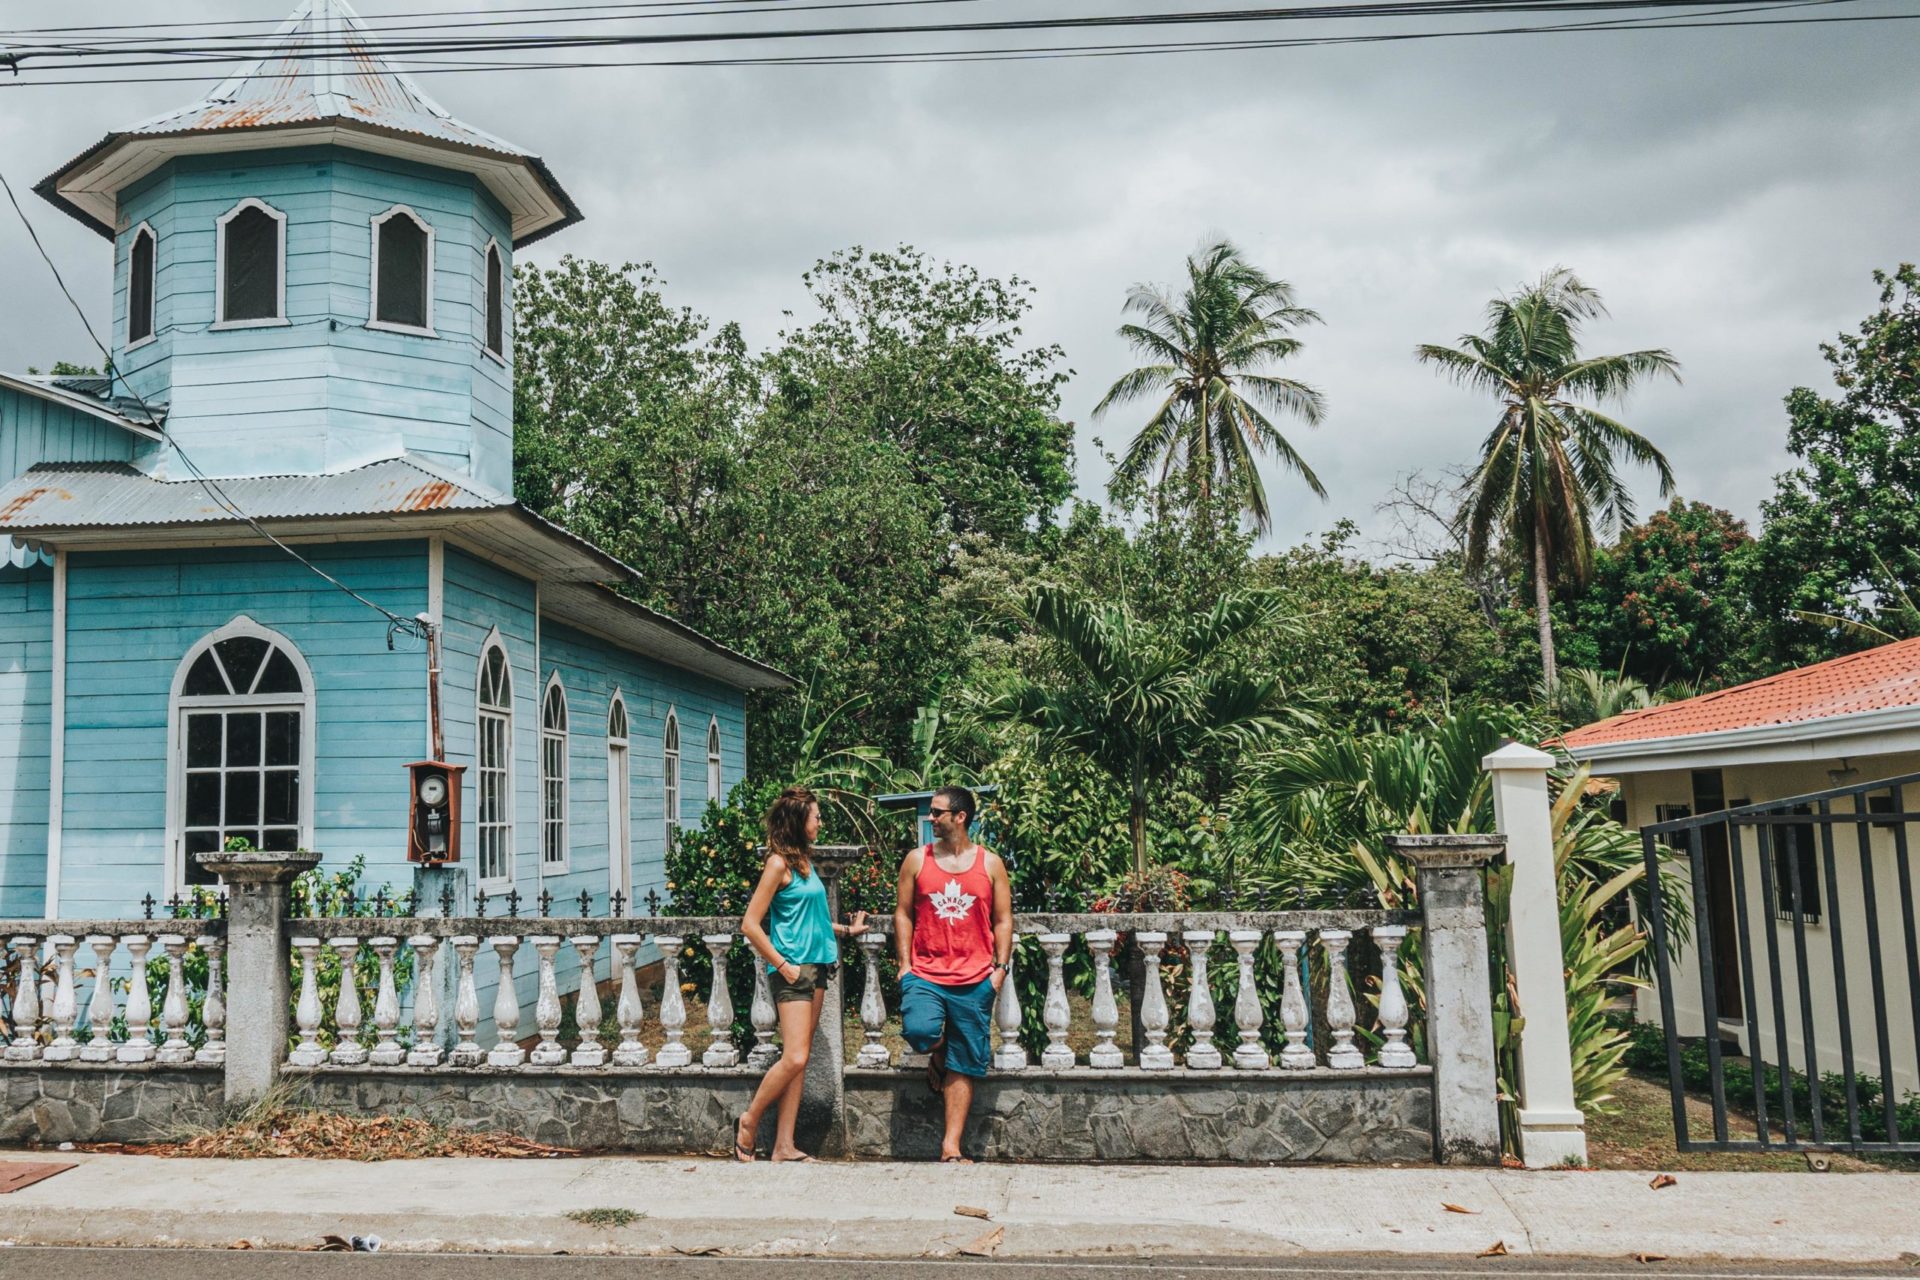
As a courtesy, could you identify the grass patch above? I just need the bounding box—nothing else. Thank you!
[566,1208,644,1228]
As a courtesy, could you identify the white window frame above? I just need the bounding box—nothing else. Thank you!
[663,707,681,842]
[475,631,515,891]
[606,690,630,907]
[540,672,569,874]
[163,616,316,901]
[212,197,289,330]
[482,237,507,365]
[368,204,437,337]
[126,221,158,352]
[706,717,723,806]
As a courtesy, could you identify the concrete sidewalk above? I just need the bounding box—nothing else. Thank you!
[0,1153,1915,1262]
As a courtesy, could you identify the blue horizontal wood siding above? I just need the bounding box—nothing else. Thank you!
[57,541,429,918]
[111,148,514,489]
[0,386,140,486]
[0,566,52,915]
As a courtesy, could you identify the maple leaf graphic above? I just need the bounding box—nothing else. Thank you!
[930,877,977,923]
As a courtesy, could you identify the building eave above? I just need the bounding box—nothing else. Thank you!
[1555,702,1920,775]
[0,373,164,439]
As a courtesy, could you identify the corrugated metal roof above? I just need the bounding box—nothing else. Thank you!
[37,0,580,247]
[0,372,165,435]
[1558,637,1920,752]
[0,457,504,531]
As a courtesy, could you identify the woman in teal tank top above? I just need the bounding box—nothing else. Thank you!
[736,786,867,1162]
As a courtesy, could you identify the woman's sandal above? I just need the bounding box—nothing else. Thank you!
[734,1117,757,1162]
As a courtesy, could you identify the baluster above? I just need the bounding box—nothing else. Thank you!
[448,936,484,1066]
[1228,930,1269,1069]
[1085,929,1123,1069]
[407,936,444,1067]
[702,934,738,1067]
[288,937,327,1066]
[44,935,79,1062]
[1136,932,1174,1070]
[1319,929,1364,1070]
[1275,930,1315,1069]
[328,937,368,1064]
[1039,933,1073,1069]
[609,934,649,1067]
[855,931,891,1067]
[1182,929,1221,1069]
[569,936,605,1066]
[653,935,691,1067]
[5,937,43,1062]
[992,938,1026,1070]
[196,936,227,1065]
[747,958,778,1070]
[117,935,155,1063]
[528,936,566,1066]
[367,937,405,1066]
[80,936,117,1062]
[155,934,193,1063]
[1373,924,1415,1069]
[487,935,526,1067]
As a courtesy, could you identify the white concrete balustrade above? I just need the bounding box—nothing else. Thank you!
[0,926,224,1065]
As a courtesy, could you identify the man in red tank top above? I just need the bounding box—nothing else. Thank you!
[893,785,1012,1163]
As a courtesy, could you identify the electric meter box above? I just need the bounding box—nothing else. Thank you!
[405,760,466,864]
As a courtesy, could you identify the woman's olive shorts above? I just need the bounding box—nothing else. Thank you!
[768,962,837,1004]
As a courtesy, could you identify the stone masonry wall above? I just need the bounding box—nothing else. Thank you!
[2,1063,1433,1163]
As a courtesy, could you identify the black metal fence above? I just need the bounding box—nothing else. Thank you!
[1642,772,1920,1154]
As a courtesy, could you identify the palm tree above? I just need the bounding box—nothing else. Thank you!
[1095,239,1326,531]
[970,583,1306,874]
[1419,268,1680,691]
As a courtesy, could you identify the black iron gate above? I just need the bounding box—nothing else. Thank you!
[1641,771,1920,1154]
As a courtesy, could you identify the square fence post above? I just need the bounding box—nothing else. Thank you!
[197,849,322,1107]
[1390,833,1504,1166]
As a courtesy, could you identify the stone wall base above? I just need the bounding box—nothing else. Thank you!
[2,1063,1433,1163]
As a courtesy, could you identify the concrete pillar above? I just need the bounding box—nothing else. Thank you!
[1484,741,1589,1168]
[1390,833,1503,1166]
[798,844,863,1156]
[196,849,321,1107]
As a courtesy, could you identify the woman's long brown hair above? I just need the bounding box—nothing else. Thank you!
[763,785,817,878]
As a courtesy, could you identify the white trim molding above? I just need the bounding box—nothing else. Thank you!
[43,551,67,918]
[163,616,318,901]
[474,627,515,892]
[368,204,438,337]
[212,197,290,329]
[125,221,159,352]
[539,671,570,876]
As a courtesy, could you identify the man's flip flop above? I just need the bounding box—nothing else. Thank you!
[940,1154,974,1164]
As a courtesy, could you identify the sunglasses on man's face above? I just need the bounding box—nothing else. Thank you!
[928,807,955,818]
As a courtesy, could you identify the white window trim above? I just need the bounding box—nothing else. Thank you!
[706,716,723,806]
[162,616,317,902]
[475,629,515,893]
[368,204,438,338]
[539,672,569,875]
[126,222,158,352]
[663,707,681,842]
[481,238,507,365]
[212,197,290,330]
[606,688,630,907]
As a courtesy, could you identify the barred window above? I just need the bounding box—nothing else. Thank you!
[129,225,156,345]
[541,678,569,871]
[477,642,514,886]
[663,710,681,841]
[485,241,505,357]
[218,200,284,325]
[372,206,433,332]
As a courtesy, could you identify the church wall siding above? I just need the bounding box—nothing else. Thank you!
[0,566,52,915]
[0,387,138,486]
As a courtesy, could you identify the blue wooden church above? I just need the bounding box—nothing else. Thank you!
[0,0,789,923]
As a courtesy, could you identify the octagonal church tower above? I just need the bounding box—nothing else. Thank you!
[35,0,580,493]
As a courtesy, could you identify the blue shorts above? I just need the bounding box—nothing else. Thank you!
[900,972,996,1078]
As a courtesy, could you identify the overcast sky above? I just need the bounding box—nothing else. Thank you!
[2,1,1913,553]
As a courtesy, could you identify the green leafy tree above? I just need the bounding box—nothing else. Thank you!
[1748,264,1920,667]
[968,583,1304,874]
[1557,499,1759,690]
[1095,239,1326,531]
[1420,268,1680,691]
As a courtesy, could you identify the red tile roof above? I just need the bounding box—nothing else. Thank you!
[1557,637,1920,751]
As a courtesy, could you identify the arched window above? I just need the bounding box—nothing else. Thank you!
[476,637,514,887]
[128,223,157,347]
[607,693,630,906]
[662,709,681,840]
[370,205,435,334]
[706,719,723,805]
[540,675,568,872]
[483,240,506,360]
[169,618,313,893]
[215,198,286,327]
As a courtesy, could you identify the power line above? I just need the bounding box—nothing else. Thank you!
[0,165,431,647]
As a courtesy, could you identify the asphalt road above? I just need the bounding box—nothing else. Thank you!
[12,1251,1920,1280]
